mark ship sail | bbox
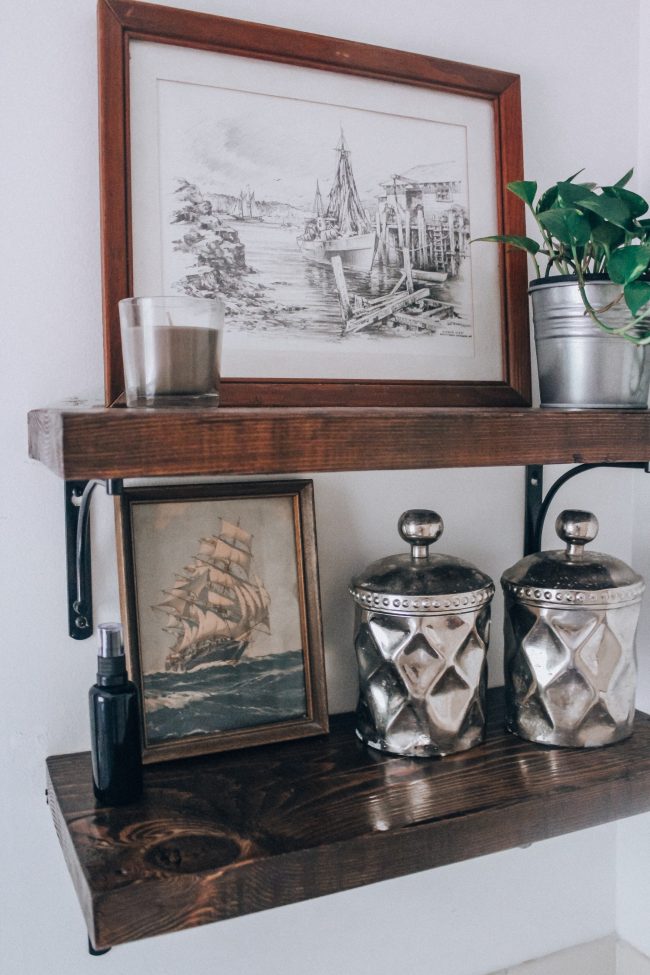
[155,591,190,616]
[297,128,377,272]
[205,589,236,611]
[325,129,371,235]
[246,187,256,219]
[313,180,324,217]
[198,535,252,574]
[158,516,271,673]
[193,606,233,643]
[175,619,196,654]
[207,565,238,590]
[219,520,253,548]
[235,187,260,220]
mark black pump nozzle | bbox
[97,622,126,683]
[98,622,123,657]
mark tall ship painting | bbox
[153,519,271,673]
[297,129,377,272]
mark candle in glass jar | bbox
[121,325,221,404]
[119,297,225,408]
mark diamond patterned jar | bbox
[502,510,645,748]
[349,510,495,757]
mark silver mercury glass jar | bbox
[502,510,645,748]
[349,510,495,758]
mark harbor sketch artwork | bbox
[159,82,475,363]
[129,494,308,748]
[118,31,520,402]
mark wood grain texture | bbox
[97,0,130,406]
[218,379,531,409]
[28,405,650,479]
[27,407,63,477]
[104,0,519,95]
[97,0,530,408]
[47,689,650,950]
[496,76,529,400]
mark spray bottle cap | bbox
[98,622,124,658]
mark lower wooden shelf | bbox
[47,688,650,951]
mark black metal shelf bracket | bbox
[65,478,123,640]
[524,462,650,556]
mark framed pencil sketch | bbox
[115,480,328,762]
[99,0,531,407]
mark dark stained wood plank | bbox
[47,690,650,950]
[28,405,650,479]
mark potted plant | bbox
[475,169,650,408]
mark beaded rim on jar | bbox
[349,582,495,616]
[501,578,645,610]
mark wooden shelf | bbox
[29,405,650,478]
[47,689,650,950]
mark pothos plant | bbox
[476,169,650,345]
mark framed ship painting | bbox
[115,480,328,762]
[98,0,531,407]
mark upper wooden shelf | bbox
[28,405,650,479]
[47,689,650,951]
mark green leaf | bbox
[471,234,540,254]
[603,186,649,219]
[507,181,537,208]
[538,208,591,247]
[536,184,559,213]
[624,280,650,316]
[576,194,632,229]
[607,244,650,285]
[591,221,625,253]
[564,168,586,183]
[614,168,634,188]
[556,181,594,206]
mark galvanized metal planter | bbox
[502,510,645,748]
[350,510,495,758]
[529,278,650,409]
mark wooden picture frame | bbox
[98,0,530,408]
[115,479,328,762]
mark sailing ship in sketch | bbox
[233,186,262,221]
[153,519,271,673]
[297,130,377,272]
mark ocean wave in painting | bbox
[143,650,307,742]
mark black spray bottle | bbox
[89,622,143,805]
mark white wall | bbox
[618,473,650,954]
[3,1,647,972]
[616,0,650,956]
[630,0,650,717]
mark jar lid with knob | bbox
[350,508,495,615]
[502,509,644,609]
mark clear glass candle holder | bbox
[118,296,225,408]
